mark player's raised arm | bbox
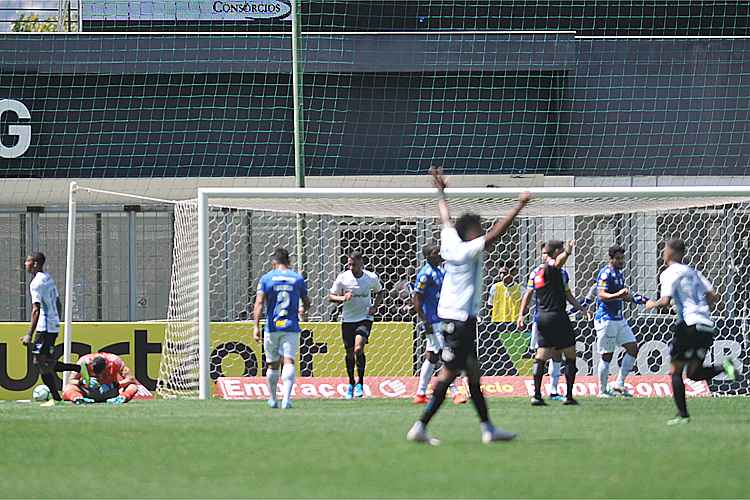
[483,192,530,249]
[430,166,452,226]
[552,240,574,268]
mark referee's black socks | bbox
[532,359,545,399]
[419,378,451,425]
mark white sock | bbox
[417,359,435,395]
[281,363,296,404]
[549,361,561,395]
[267,368,280,402]
[598,359,610,392]
[618,353,636,385]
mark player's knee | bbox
[427,351,439,364]
[562,359,578,375]
[354,343,364,354]
[601,352,614,362]
[345,348,355,358]
[268,361,281,370]
[626,344,639,356]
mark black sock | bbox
[41,372,62,401]
[564,359,576,399]
[468,382,489,423]
[688,365,722,381]
[54,361,80,373]
[345,354,355,386]
[420,378,451,425]
[356,352,366,385]
[671,372,689,418]
[532,359,545,399]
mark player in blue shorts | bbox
[253,247,311,409]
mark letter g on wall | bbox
[0,99,31,159]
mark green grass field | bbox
[1,397,748,499]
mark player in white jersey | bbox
[646,239,738,425]
[407,167,528,445]
[329,251,384,399]
[19,252,81,405]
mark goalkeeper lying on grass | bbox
[63,352,138,405]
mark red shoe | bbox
[452,392,468,405]
[413,394,428,404]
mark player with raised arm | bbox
[19,252,81,406]
[594,245,649,398]
[329,251,384,399]
[645,239,737,425]
[530,240,580,406]
[412,242,467,405]
[253,247,310,409]
[518,244,587,400]
[407,168,528,445]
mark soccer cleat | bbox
[406,422,440,446]
[481,426,517,444]
[530,397,546,406]
[667,416,690,426]
[723,359,737,381]
[413,394,428,404]
[353,383,364,398]
[549,393,565,401]
[281,400,293,409]
[609,383,633,398]
[597,390,616,399]
[562,397,579,406]
[267,399,279,409]
[344,384,354,400]
[452,392,468,405]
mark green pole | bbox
[291,0,307,275]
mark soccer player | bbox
[594,244,649,398]
[329,251,384,399]
[412,242,466,405]
[19,252,80,406]
[253,247,310,409]
[530,240,580,406]
[407,168,528,445]
[63,352,138,404]
[645,239,737,425]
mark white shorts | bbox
[529,322,539,350]
[425,322,446,353]
[264,331,300,363]
[595,319,636,353]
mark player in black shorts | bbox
[530,240,579,406]
[646,238,738,424]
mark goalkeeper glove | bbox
[73,397,95,405]
[106,395,126,405]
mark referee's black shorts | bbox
[341,320,373,349]
[670,321,714,362]
[440,317,478,372]
[31,331,57,357]
[536,313,576,349]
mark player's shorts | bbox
[341,320,373,349]
[594,319,636,353]
[31,331,57,357]
[536,313,576,349]
[264,331,300,363]
[425,322,446,353]
[440,317,478,372]
[529,321,539,350]
[670,321,715,362]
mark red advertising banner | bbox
[216,375,710,400]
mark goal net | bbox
[157,187,750,399]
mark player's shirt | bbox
[258,269,308,333]
[595,265,626,321]
[527,265,570,322]
[413,262,444,324]
[532,260,568,316]
[29,271,60,333]
[437,226,485,322]
[330,269,382,323]
[78,352,126,387]
[487,282,523,322]
[659,263,714,327]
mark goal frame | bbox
[194,184,750,399]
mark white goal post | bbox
[187,185,750,400]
